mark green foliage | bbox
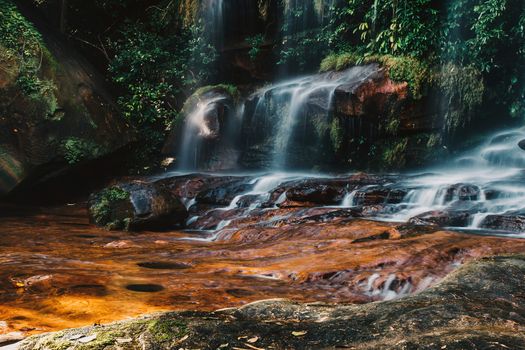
[330,117,344,152]
[382,138,408,169]
[90,186,130,228]
[0,0,58,117]
[0,0,43,52]
[320,52,430,99]
[109,28,185,127]
[109,17,217,128]
[246,34,265,61]
[438,63,485,132]
[62,137,104,164]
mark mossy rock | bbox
[88,181,188,231]
[0,1,135,196]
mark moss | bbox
[193,84,240,101]
[0,0,59,117]
[438,63,484,132]
[382,138,408,169]
[147,318,187,342]
[319,53,339,72]
[61,137,105,164]
[330,117,344,152]
[90,187,131,229]
[320,52,431,99]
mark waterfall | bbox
[202,0,225,49]
[247,65,379,169]
[177,96,225,170]
[382,127,525,229]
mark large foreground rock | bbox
[18,255,525,349]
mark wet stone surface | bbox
[4,172,525,342]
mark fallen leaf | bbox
[176,334,189,344]
[78,334,97,343]
[291,331,307,337]
[68,334,84,340]
[219,344,229,348]
[116,338,132,343]
[247,336,259,343]
[244,343,265,350]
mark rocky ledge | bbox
[18,255,525,350]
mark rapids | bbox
[168,127,525,237]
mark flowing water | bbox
[177,96,225,170]
[202,0,225,49]
[378,127,525,230]
[177,64,380,171]
[249,65,378,168]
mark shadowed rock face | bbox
[18,255,525,350]
[0,5,134,196]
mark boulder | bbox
[0,3,134,196]
[285,181,346,205]
[88,181,188,231]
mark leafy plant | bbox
[62,137,105,164]
[246,34,265,61]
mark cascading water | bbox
[202,0,225,49]
[246,65,379,169]
[377,127,525,230]
[176,126,525,239]
[177,96,225,170]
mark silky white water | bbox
[379,127,525,229]
[177,96,225,170]
[250,65,379,168]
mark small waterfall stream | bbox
[202,0,225,49]
[177,96,225,170]
[380,127,525,229]
[246,65,379,169]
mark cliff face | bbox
[0,2,135,196]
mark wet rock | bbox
[409,210,471,227]
[196,179,253,206]
[285,182,346,205]
[19,255,525,350]
[0,5,134,197]
[444,184,480,202]
[88,181,188,231]
[354,187,407,206]
[236,194,261,208]
[481,215,525,233]
[519,139,525,151]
